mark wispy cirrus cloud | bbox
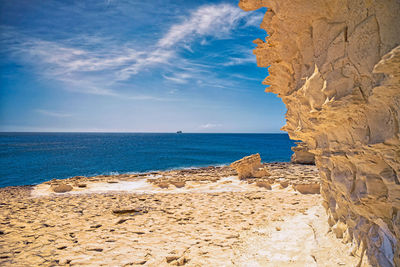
[220,46,257,66]
[222,54,256,66]
[1,3,262,99]
[115,48,175,81]
[118,3,260,81]
[35,109,72,118]
[244,13,264,27]
[158,4,250,48]
[162,72,192,84]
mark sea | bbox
[0,133,296,187]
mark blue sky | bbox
[0,0,285,133]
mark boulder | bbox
[254,166,271,177]
[230,154,270,179]
[279,181,289,188]
[171,181,185,188]
[51,184,73,193]
[294,183,320,194]
[255,181,272,190]
[157,182,170,189]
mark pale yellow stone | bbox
[230,154,270,179]
[239,0,400,265]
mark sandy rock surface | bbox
[0,163,365,266]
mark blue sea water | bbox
[0,133,296,187]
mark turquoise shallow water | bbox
[0,133,296,187]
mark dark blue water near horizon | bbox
[0,133,296,187]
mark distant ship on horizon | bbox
[176,131,183,134]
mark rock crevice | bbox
[239,0,400,266]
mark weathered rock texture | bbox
[230,153,270,179]
[291,142,315,164]
[51,184,73,193]
[239,0,400,266]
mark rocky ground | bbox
[0,163,364,266]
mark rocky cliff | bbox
[291,142,315,164]
[239,0,400,266]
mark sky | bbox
[0,0,285,133]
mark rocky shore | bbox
[0,159,366,266]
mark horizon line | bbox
[0,131,287,134]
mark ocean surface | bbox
[0,133,296,187]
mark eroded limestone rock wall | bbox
[291,142,315,165]
[239,0,400,266]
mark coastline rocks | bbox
[51,184,72,193]
[230,154,270,179]
[146,166,237,189]
[290,142,315,165]
[30,163,320,197]
[255,180,272,190]
[157,182,170,189]
[1,163,335,266]
[171,181,185,188]
[112,207,146,215]
[293,183,320,194]
[279,181,289,189]
[254,166,270,178]
[239,0,400,265]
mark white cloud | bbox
[200,123,222,129]
[123,3,256,81]
[2,3,260,98]
[162,72,192,84]
[182,43,194,53]
[12,38,144,75]
[222,54,256,66]
[222,47,257,66]
[36,109,72,118]
[116,48,175,80]
[230,73,261,81]
[158,4,248,48]
[244,13,264,27]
